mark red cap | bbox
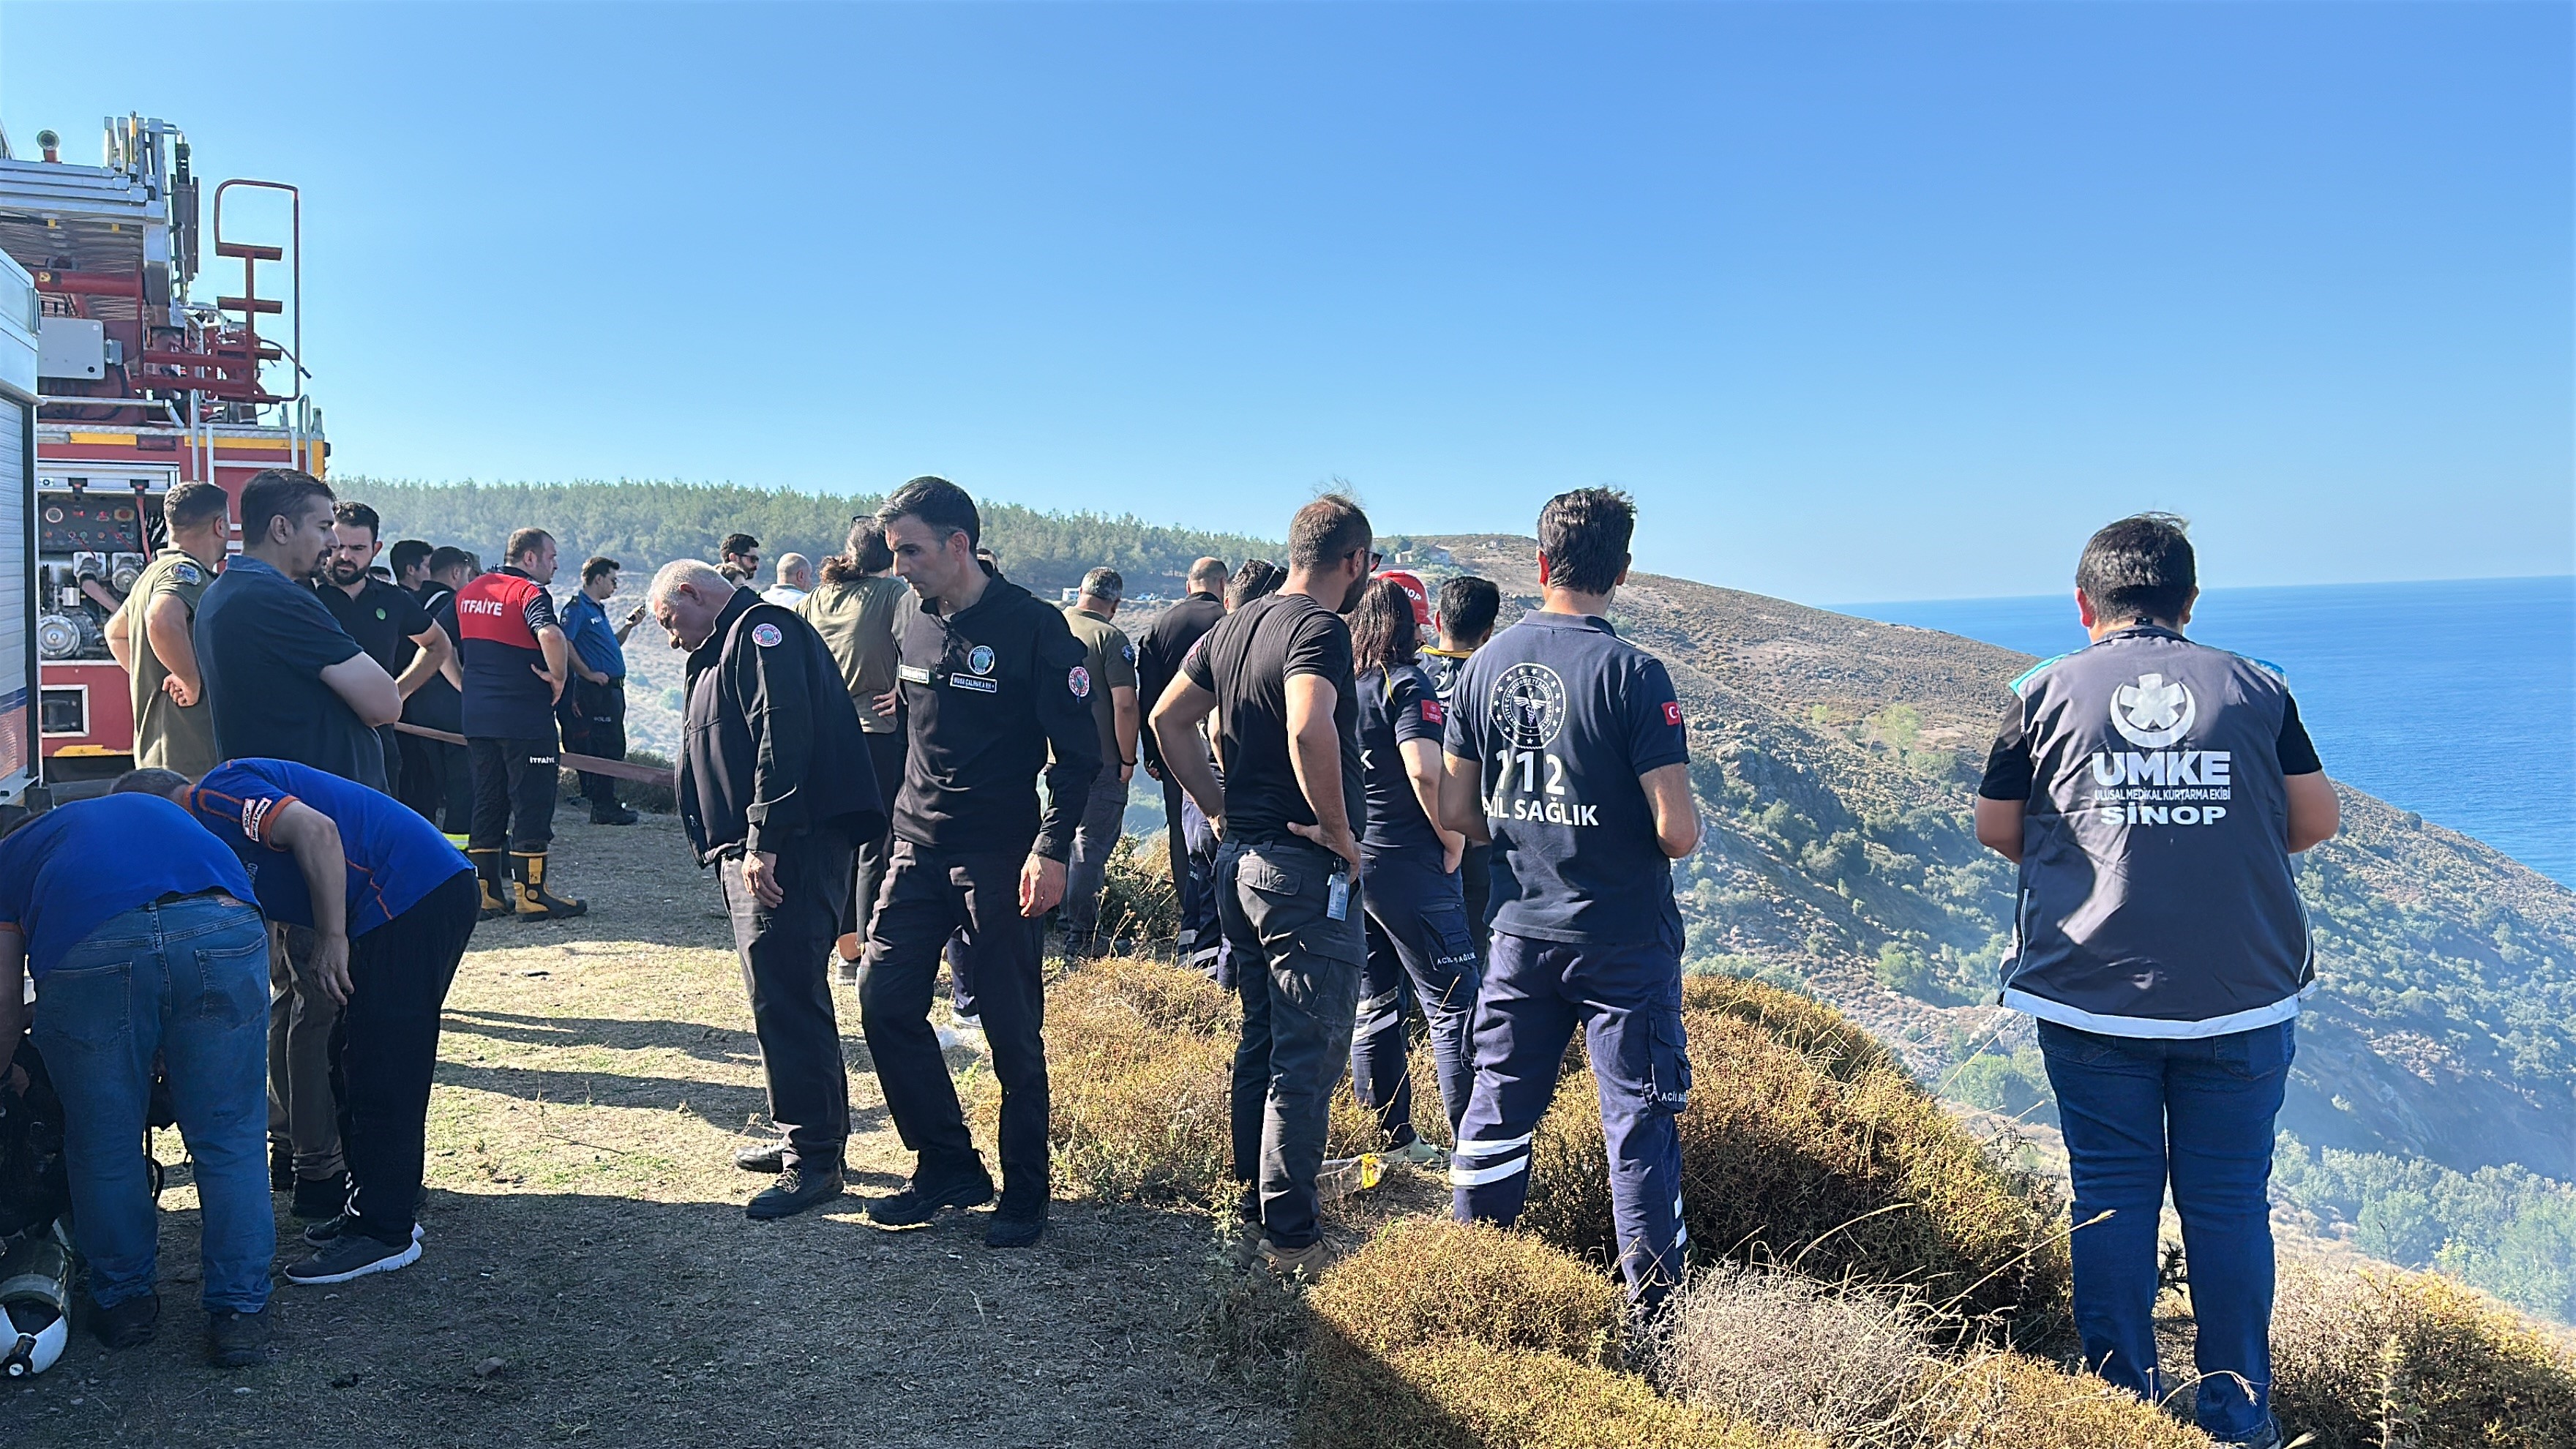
[1374,569,1433,629]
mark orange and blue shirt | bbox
[0,795,253,979]
[184,759,472,936]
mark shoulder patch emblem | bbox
[171,561,203,585]
[1068,664,1091,699]
[1120,639,1135,664]
[968,644,996,675]
[750,622,784,648]
[1663,700,1684,728]
[1420,698,1445,725]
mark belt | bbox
[152,888,247,909]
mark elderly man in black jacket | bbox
[860,476,1101,1249]
[651,559,885,1220]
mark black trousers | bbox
[398,732,473,833]
[468,735,559,852]
[1459,841,1495,962]
[843,729,908,942]
[560,678,628,807]
[334,869,477,1246]
[719,833,853,1169]
[1160,774,1198,943]
[859,840,1049,1212]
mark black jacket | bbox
[893,577,1101,861]
[1134,590,1225,771]
[679,588,885,864]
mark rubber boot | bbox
[510,851,587,920]
[469,849,512,921]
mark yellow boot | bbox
[468,849,512,921]
[510,851,587,920]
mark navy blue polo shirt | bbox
[196,555,385,790]
[1358,662,1448,857]
[1442,610,1690,946]
[561,591,626,681]
[0,795,254,980]
[184,758,472,936]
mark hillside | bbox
[1412,536,2576,1197]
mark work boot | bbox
[270,1140,293,1192]
[510,852,587,920]
[747,1166,846,1221]
[205,1306,271,1368]
[468,849,512,921]
[865,1162,995,1228]
[986,1204,1047,1249]
[590,802,639,826]
[1259,1238,1330,1279]
[735,1141,786,1175]
[91,1292,157,1349]
[291,1172,348,1221]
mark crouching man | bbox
[0,793,273,1366]
[120,760,478,1286]
[1974,514,2337,1449]
[650,561,884,1221]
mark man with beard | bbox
[315,502,454,797]
[1150,495,1375,1278]
[858,476,1098,1248]
[456,529,583,920]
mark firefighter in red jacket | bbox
[455,528,585,918]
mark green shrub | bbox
[2269,1263,2576,1449]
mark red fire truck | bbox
[0,115,323,777]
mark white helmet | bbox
[0,1220,71,1379]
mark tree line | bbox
[342,478,1281,599]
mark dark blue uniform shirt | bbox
[184,758,472,937]
[1442,610,1689,946]
[561,592,627,681]
[1357,662,1447,857]
[0,795,254,980]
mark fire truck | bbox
[0,115,323,778]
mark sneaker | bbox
[91,1292,157,1349]
[205,1306,271,1368]
[285,1230,423,1285]
[302,1216,426,1248]
[986,1208,1046,1249]
[865,1167,996,1228]
[746,1166,846,1221]
[590,804,639,826]
[2215,1418,2284,1449]
[735,1141,787,1175]
[291,1172,348,1221]
[1259,1238,1330,1279]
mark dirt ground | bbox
[4,811,1297,1448]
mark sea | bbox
[1839,577,2576,890]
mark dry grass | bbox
[1307,1217,1624,1366]
[1911,1350,2211,1449]
[1517,982,2072,1342]
[2269,1262,2576,1448]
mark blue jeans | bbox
[33,895,274,1315]
[2037,1017,2294,1442]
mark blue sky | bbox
[6,1,2568,602]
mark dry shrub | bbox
[1094,835,1181,948]
[1299,1336,1795,1449]
[1650,1262,1931,1442]
[1519,1008,2071,1341]
[1912,1350,2209,1449]
[2269,1262,2576,1449]
[1680,973,1893,1081]
[1311,1217,1623,1365]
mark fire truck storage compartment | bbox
[34,471,168,663]
[0,258,41,804]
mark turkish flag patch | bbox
[1663,701,1685,727]
[1420,699,1445,725]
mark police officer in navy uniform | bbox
[1974,514,2338,1449]
[1437,488,1701,1310]
[857,477,1099,1248]
[650,561,886,1220]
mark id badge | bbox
[1326,869,1351,922]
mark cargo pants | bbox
[1349,847,1480,1147]
[1217,836,1363,1251]
[1450,930,1692,1306]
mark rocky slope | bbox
[1419,536,2576,1183]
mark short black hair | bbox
[2076,513,2196,624]
[720,533,760,558]
[1349,576,1421,673]
[582,555,621,585]
[506,528,553,563]
[1227,558,1284,609]
[1437,575,1501,645]
[111,766,191,796]
[1536,487,1634,596]
[1287,494,1371,572]
[388,539,433,577]
[877,475,981,550]
[162,480,228,533]
[239,469,334,545]
[332,499,381,541]
[427,545,476,577]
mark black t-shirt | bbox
[195,555,385,790]
[1441,610,1690,946]
[317,577,431,675]
[1182,591,1363,845]
[402,584,464,734]
[1357,662,1446,856]
[1980,686,2321,800]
